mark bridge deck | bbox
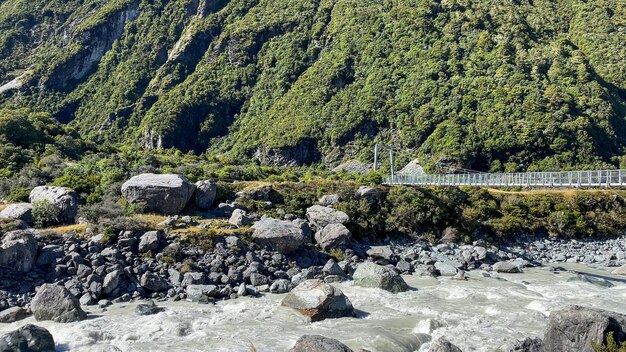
[384,169,626,188]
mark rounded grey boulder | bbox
[121,174,195,215]
[0,230,38,273]
[289,335,353,352]
[306,205,349,231]
[353,261,409,293]
[493,261,523,273]
[0,203,33,225]
[30,284,87,323]
[0,324,55,352]
[252,218,306,254]
[194,179,217,210]
[315,223,351,251]
[29,186,78,224]
[281,279,354,322]
[429,337,462,352]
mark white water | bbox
[3,264,626,352]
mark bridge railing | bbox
[383,169,626,188]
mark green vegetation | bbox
[0,0,624,171]
[31,199,61,227]
[594,332,626,352]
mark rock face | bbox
[229,209,253,227]
[30,284,87,323]
[140,272,169,292]
[0,230,38,273]
[29,186,79,224]
[315,223,351,251]
[0,203,33,224]
[0,324,55,352]
[543,305,626,352]
[352,262,408,293]
[194,179,217,210]
[121,174,196,215]
[429,337,462,352]
[306,205,349,230]
[289,335,353,352]
[252,218,306,254]
[138,231,162,253]
[281,279,354,322]
[0,307,31,323]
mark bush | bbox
[32,199,61,227]
[79,199,127,223]
[594,331,626,352]
[6,187,31,202]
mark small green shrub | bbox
[593,331,626,352]
[31,200,61,227]
[6,187,31,202]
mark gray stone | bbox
[250,273,269,286]
[29,186,79,223]
[121,173,196,215]
[611,264,626,275]
[35,245,64,267]
[322,259,345,277]
[102,270,122,295]
[353,262,408,293]
[543,305,626,352]
[357,186,380,201]
[503,337,544,352]
[140,272,169,292]
[434,261,458,277]
[319,194,340,206]
[366,246,395,261]
[493,261,523,273]
[138,231,162,253]
[306,205,349,230]
[0,324,55,352]
[0,306,30,323]
[289,335,353,352]
[252,218,306,254]
[270,279,292,294]
[567,274,614,288]
[429,337,462,352]
[396,260,413,273]
[194,179,217,210]
[229,209,252,227]
[281,279,354,322]
[79,293,96,306]
[182,272,206,286]
[31,283,87,323]
[225,236,242,248]
[315,223,352,251]
[135,300,165,316]
[0,203,33,224]
[185,285,218,301]
[0,230,37,273]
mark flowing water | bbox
[3,264,626,352]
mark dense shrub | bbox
[32,200,61,227]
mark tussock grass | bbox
[40,224,87,236]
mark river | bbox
[2,263,625,352]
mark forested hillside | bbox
[0,0,625,172]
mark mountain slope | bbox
[0,0,625,171]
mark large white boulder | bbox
[281,279,354,322]
[0,230,38,273]
[0,203,33,224]
[30,284,87,323]
[353,261,408,293]
[252,218,307,254]
[29,186,78,224]
[306,205,349,231]
[121,174,195,215]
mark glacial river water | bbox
[2,264,626,352]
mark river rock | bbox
[0,230,38,273]
[567,274,614,288]
[121,174,195,215]
[306,205,349,230]
[611,264,626,275]
[0,203,33,224]
[270,279,292,294]
[102,270,122,295]
[315,223,352,251]
[229,209,252,227]
[0,307,31,323]
[543,305,626,352]
[503,337,544,352]
[353,262,408,293]
[138,231,162,253]
[0,324,55,352]
[252,218,306,254]
[35,245,63,267]
[29,186,78,224]
[289,335,353,352]
[434,261,458,277]
[429,337,462,352]
[319,194,340,206]
[185,284,218,301]
[31,284,87,323]
[281,279,354,322]
[194,179,217,210]
[140,272,169,292]
[135,300,165,316]
[366,246,395,262]
[493,261,523,273]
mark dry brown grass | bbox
[0,203,7,212]
[40,224,87,236]
[131,214,168,227]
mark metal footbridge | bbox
[384,169,626,188]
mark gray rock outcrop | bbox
[194,179,217,210]
[306,205,349,230]
[121,174,195,215]
[353,262,408,293]
[0,307,31,323]
[289,335,353,352]
[428,337,462,352]
[30,284,87,323]
[503,337,544,352]
[252,218,306,254]
[281,279,354,322]
[0,324,55,352]
[29,186,79,224]
[0,230,38,273]
[543,305,626,352]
